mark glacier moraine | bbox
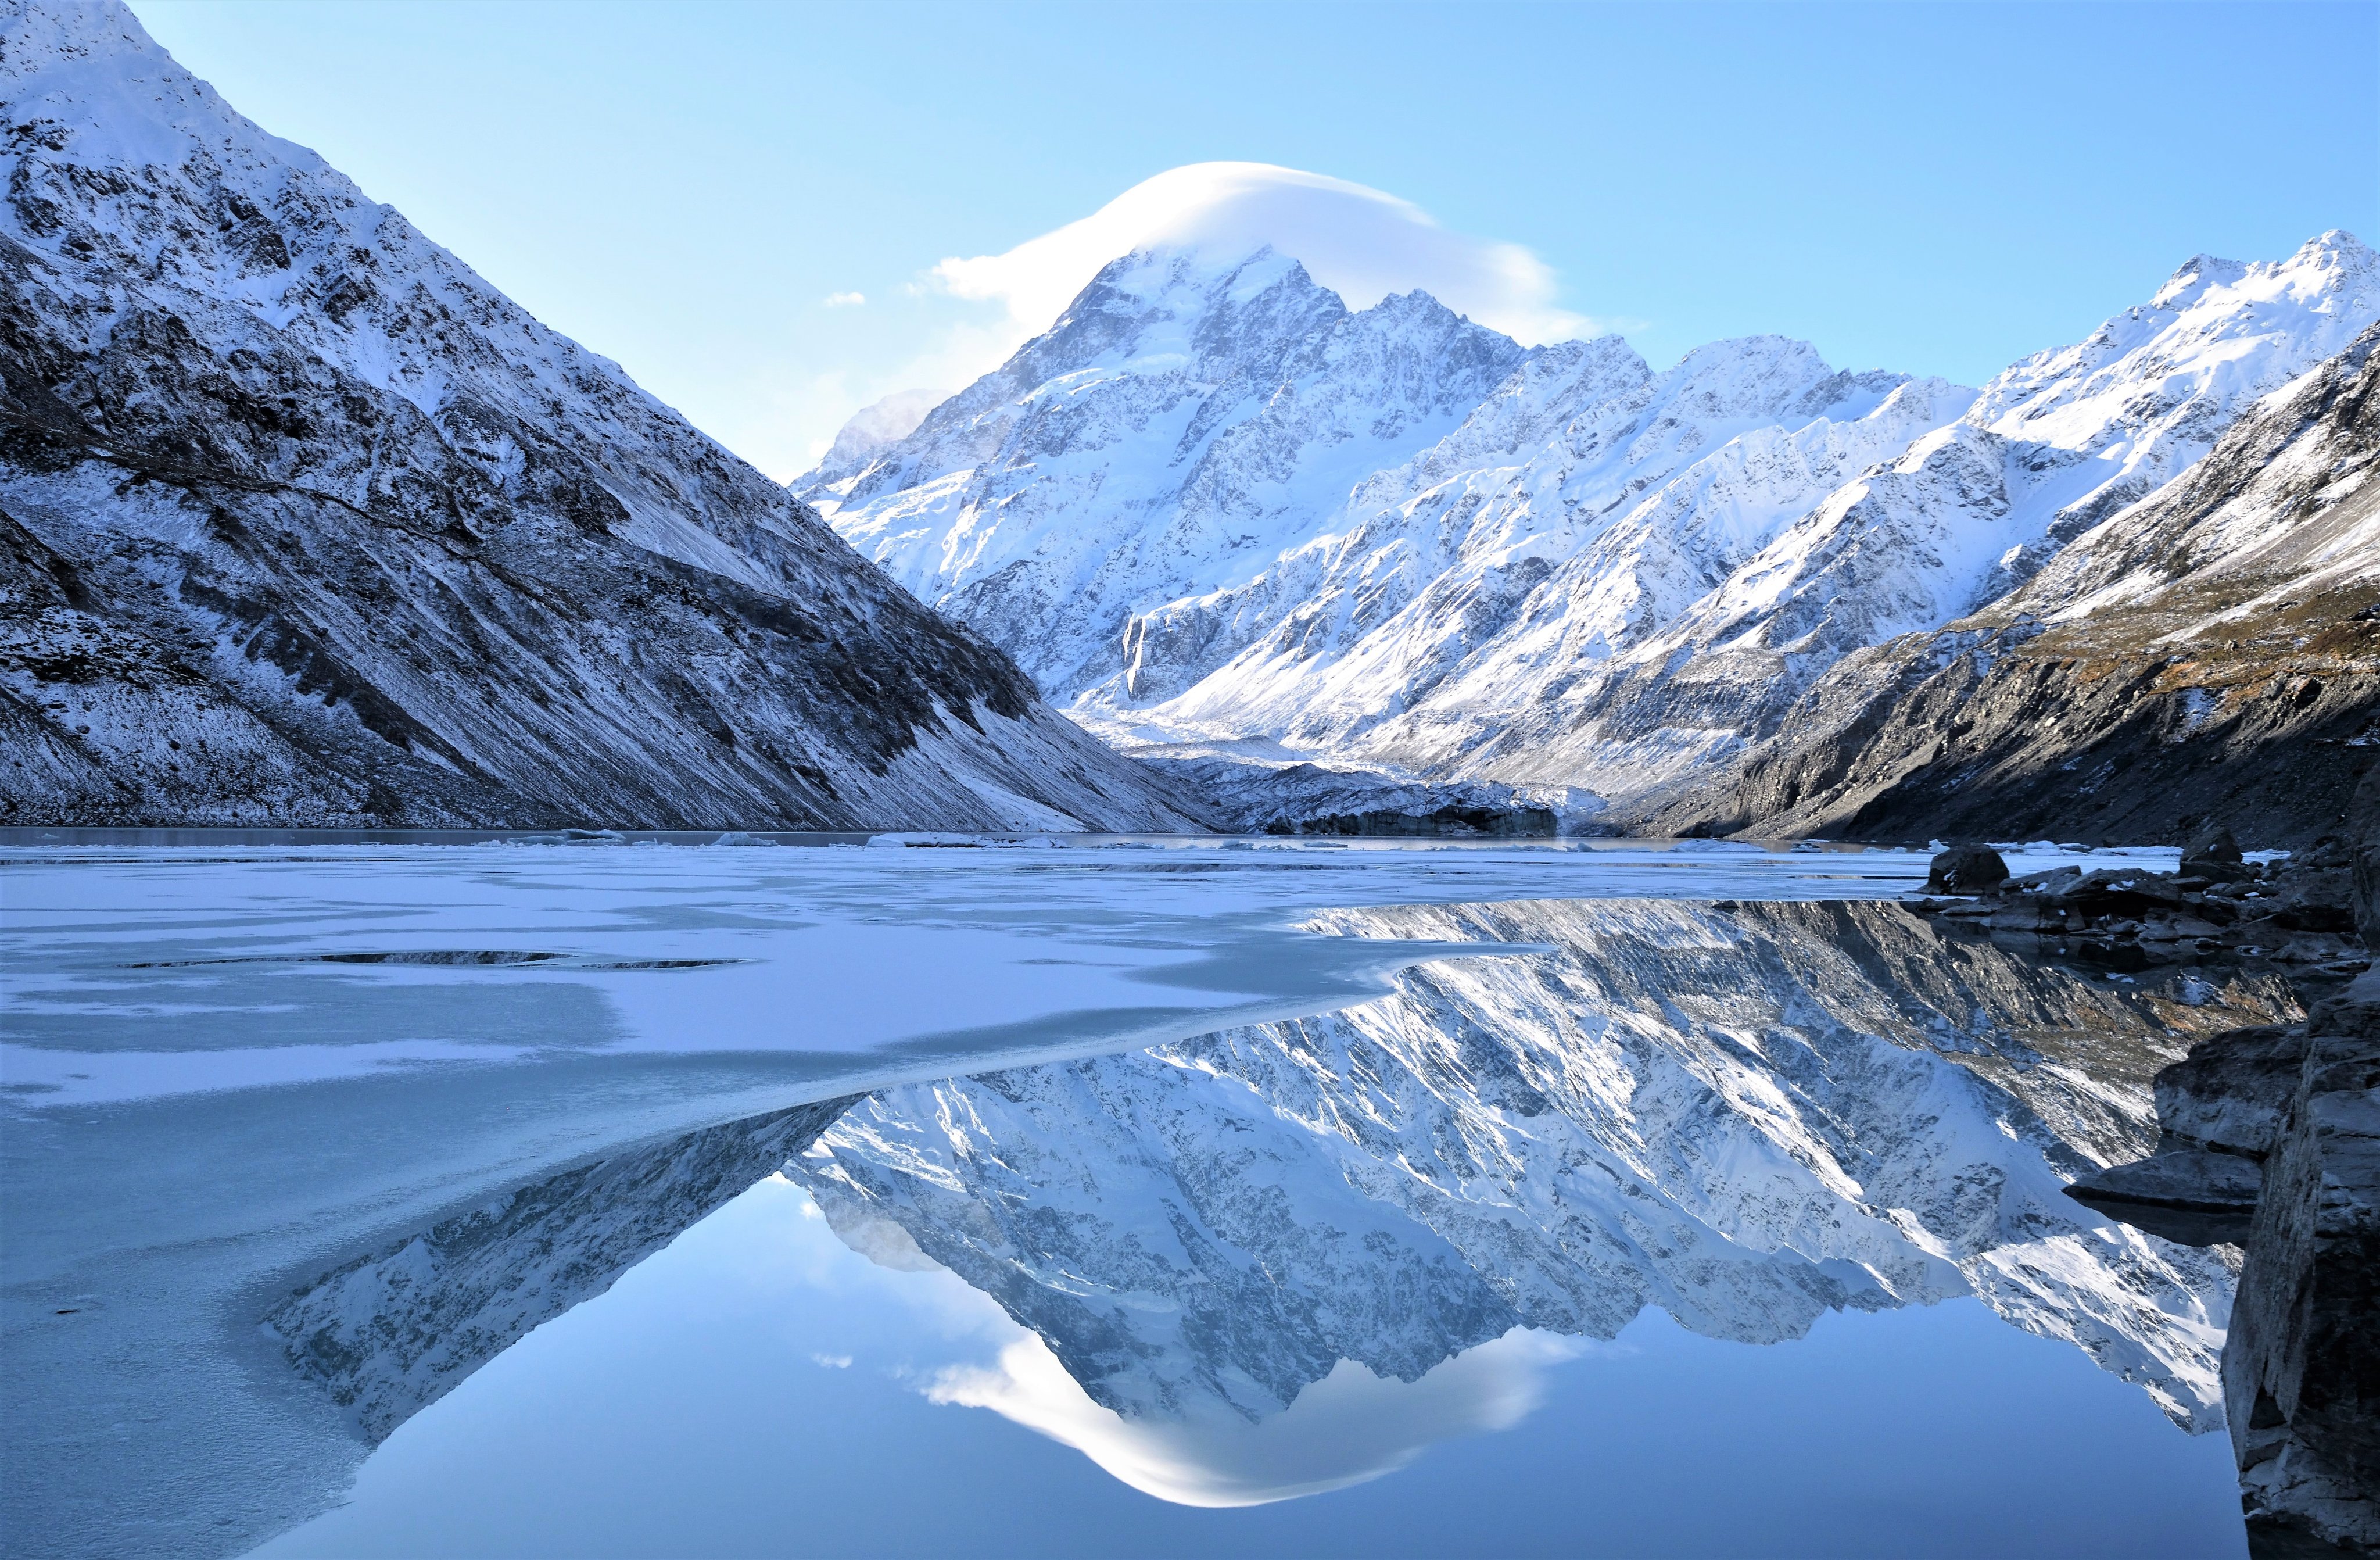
[1,834,2264,1558]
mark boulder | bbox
[1926,844,2009,894]
[2156,1025,2311,1158]
[2189,822,2246,865]
[2064,1148,2264,1246]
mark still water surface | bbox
[0,836,2266,1558]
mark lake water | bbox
[0,835,2275,1558]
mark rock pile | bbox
[1908,838,2370,976]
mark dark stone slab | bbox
[2065,1149,2264,1246]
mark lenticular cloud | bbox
[932,162,1590,353]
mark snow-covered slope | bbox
[0,0,1207,830]
[797,898,2269,1450]
[1163,233,2380,802]
[1669,317,2380,846]
[1119,348,1966,744]
[804,247,1528,697]
[1417,232,2380,801]
[821,226,2375,824]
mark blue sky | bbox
[134,1,2378,479]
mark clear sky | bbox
[131,0,2379,480]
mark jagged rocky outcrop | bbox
[2067,785,2379,1555]
[794,897,2293,1436]
[1665,318,2380,849]
[0,1,1211,831]
[2070,976,2380,1556]
[265,1095,857,1443]
[1907,843,2373,977]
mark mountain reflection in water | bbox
[270,895,2286,1523]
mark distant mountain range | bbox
[807,234,2379,845]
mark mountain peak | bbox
[2290,227,2375,274]
[2150,253,2252,310]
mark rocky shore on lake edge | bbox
[1917,799,2379,1555]
[1908,826,2372,980]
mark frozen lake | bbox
[0,834,2265,1558]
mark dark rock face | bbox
[2353,766,2380,945]
[1925,844,2009,893]
[2225,1003,2380,1557]
[2157,1025,2314,1159]
[2065,1148,2263,1246]
[2070,973,2380,1555]
[0,3,1211,832]
[1657,320,2380,852]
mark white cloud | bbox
[927,162,1599,377]
[925,1328,1583,1507]
[774,164,1624,483]
[822,291,867,308]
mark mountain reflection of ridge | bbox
[788,899,2280,1503]
[273,899,2289,1507]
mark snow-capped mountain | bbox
[1119,344,1967,741]
[0,0,1206,831]
[817,227,2376,831]
[796,898,2267,1447]
[1675,316,2380,846]
[805,247,1528,697]
[1404,233,2380,802]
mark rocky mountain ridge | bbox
[1659,317,2380,849]
[816,231,2379,845]
[0,0,1209,831]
